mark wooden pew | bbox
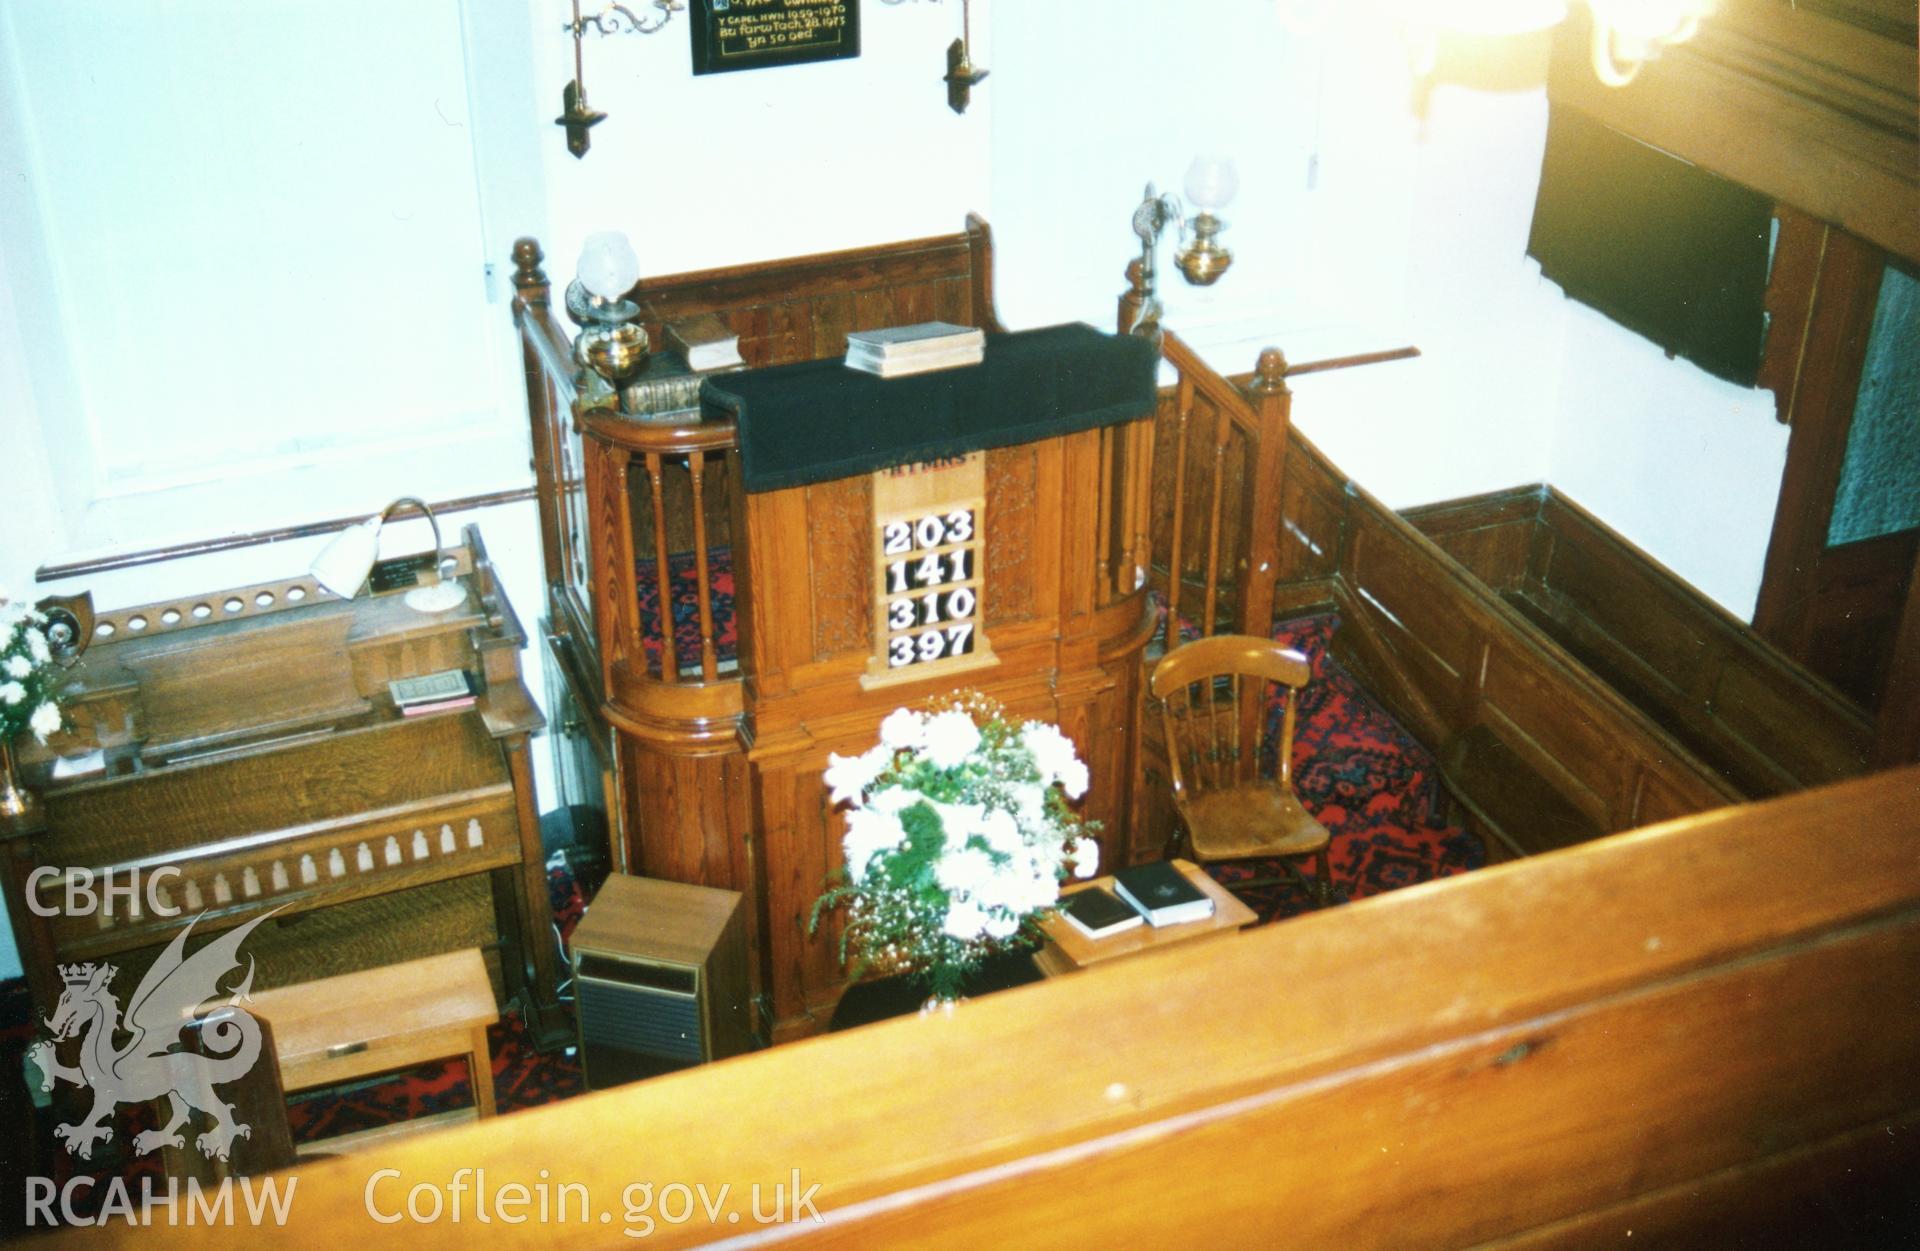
[1405,485,1874,798]
[70,765,1920,1248]
[1142,340,1741,861]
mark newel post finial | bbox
[512,238,549,307]
[1252,347,1290,396]
[1119,258,1161,344]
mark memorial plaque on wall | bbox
[691,0,858,76]
[863,454,997,690]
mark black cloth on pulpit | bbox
[701,322,1159,493]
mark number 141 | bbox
[887,549,971,593]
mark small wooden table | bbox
[1033,859,1258,977]
[248,949,499,1128]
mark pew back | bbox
[83,766,1920,1249]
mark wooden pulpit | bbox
[514,220,1162,1040]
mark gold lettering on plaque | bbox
[714,0,850,58]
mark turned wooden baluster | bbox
[1097,426,1115,593]
[1201,396,1231,639]
[609,449,641,686]
[643,453,677,681]
[1238,349,1292,639]
[689,450,718,682]
[1165,375,1194,641]
[1128,417,1157,602]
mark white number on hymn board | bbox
[881,509,974,557]
[883,507,979,669]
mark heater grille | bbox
[576,958,704,1063]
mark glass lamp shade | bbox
[1183,157,1240,213]
[577,231,641,301]
[1587,0,1708,85]
[309,517,382,600]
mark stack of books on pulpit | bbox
[664,313,744,372]
[844,321,986,378]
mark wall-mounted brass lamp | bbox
[1128,156,1241,334]
[884,0,987,114]
[557,0,685,158]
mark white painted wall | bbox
[527,0,991,294]
[1544,300,1788,617]
[989,5,1564,505]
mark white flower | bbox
[1014,869,1060,913]
[824,743,894,805]
[1069,838,1100,879]
[1059,758,1090,800]
[980,808,1022,857]
[870,786,920,815]
[929,800,985,847]
[24,628,49,665]
[984,912,1018,940]
[942,899,991,941]
[843,808,906,878]
[921,710,981,770]
[1021,721,1083,788]
[879,708,927,751]
[29,700,60,744]
[934,846,995,895]
[0,681,23,707]
[1014,783,1049,829]
[3,655,28,679]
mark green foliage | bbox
[812,696,1102,1004]
[0,608,63,744]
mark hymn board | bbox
[865,453,995,688]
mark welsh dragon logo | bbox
[28,911,273,1162]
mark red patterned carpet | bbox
[0,611,1480,1228]
[1208,614,1485,920]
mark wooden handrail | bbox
[514,302,580,412]
[1161,330,1264,437]
[579,408,741,456]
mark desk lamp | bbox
[309,497,467,613]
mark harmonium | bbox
[2,524,566,1048]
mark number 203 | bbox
[882,508,975,556]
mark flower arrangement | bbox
[811,693,1099,1004]
[0,596,62,746]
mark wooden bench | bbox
[249,948,500,1143]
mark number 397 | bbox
[888,623,975,668]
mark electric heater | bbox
[570,875,753,1089]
